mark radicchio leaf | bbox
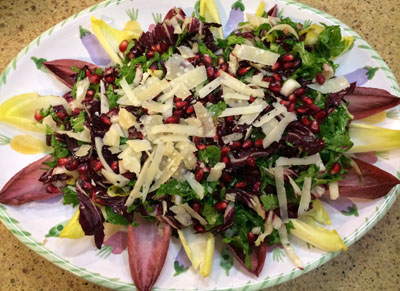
[339,158,400,199]
[345,87,400,120]
[128,216,171,291]
[326,82,356,109]
[77,185,105,249]
[0,156,60,205]
[226,242,267,276]
[43,59,98,89]
[282,121,324,156]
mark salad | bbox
[1,0,400,290]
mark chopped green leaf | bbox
[70,111,86,132]
[156,179,198,201]
[105,206,130,225]
[260,194,279,211]
[62,187,79,207]
[207,101,227,117]
[198,145,221,167]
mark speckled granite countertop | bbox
[0,0,399,290]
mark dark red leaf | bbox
[0,156,61,205]
[226,243,267,276]
[43,59,98,88]
[128,216,171,291]
[339,158,400,199]
[345,87,400,120]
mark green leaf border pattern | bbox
[0,0,399,290]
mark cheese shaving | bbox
[184,172,205,199]
[219,70,264,97]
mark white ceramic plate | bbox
[0,0,399,290]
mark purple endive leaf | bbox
[0,155,61,205]
[226,242,267,276]
[338,158,400,199]
[267,5,278,17]
[79,26,111,66]
[43,59,98,89]
[128,216,171,291]
[345,87,400,120]
[103,231,128,254]
[224,7,244,38]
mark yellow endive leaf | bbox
[10,134,50,155]
[304,199,331,225]
[341,36,354,55]
[358,111,386,124]
[178,227,215,277]
[290,218,347,252]
[60,209,85,239]
[255,1,266,17]
[91,16,142,65]
[299,24,324,46]
[200,0,223,39]
[349,122,400,153]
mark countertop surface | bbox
[0,0,399,290]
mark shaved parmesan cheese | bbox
[134,78,170,101]
[263,112,296,148]
[266,24,299,40]
[73,78,90,109]
[275,166,289,222]
[194,102,216,138]
[141,144,165,201]
[182,203,207,225]
[246,13,280,28]
[222,133,243,144]
[165,54,195,80]
[298,177,312,216]
[99,80,110,114]
[280,79,301,97]
[126,153,153,206]
[42,115,58,131]
[261,118,279,134]
[133,66,143,86]
[275,153,326,172]
[219,104,264,117]
[254,210,274,246]
[73,144,91,157]
[150,151,183,192]
[175,141,197,170]
[228,53,239,75]
[238,99,267,125]
[58,127,91,143]
[153,135,190,144]
[307,76,349,94]
[118,147,141,175]
[171,205,193,226]
[207,162,226,182]
[184,172,205,199]
[177,45,195,58]
[170,66,207,91]
[150,124,203,136]
[118,108,136,129]
[126,139,152,152]
[222,92,250,100]
[219,70,264,97]
[253,102,287,127]
[120,78,141,106]
[233,44,280,66]
[103,124,120,147]
[329,181,339,200]
[251,74,270,88]
[198,77,221,99]
[142,100,171,114]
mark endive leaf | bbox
[304,199,331,225]
[59,209,85,239]
[178,227,215,277]
[200,0,223,39]
[349,122,400,153]
[255,1,265,17]
[91,16,142,65]
[226,242,267,276]
[290,218,347,252]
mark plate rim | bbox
[0,0,399,290]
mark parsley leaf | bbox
[198,145,221,167]
[260,194,279,211]
[105,206,130,225]
[70,111,86,132]
[156,179,198,201]
[62,187,79,207]
[207,101,227,117]
[106,85,120,109]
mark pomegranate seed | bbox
[146,50,155,58]
[302,97,314,105]
[293,87,305,96]
[91,160,103,172]
[79,173,88,180]
[119,40,129,52]
[193,136,201,144]
[214,201,228,212]
[65,159,78,171]
[246,157,256,167]
[282,54,294,62]
[253,181,261,192]
[231,141,241,149]
[165,116,179,124]
[273,73,282,82]
[282,62,293,70]
[249,96,256,103]
[301,116,311,126]
[176,101,188,109]
[195,168,204,182]
[174,97,182,103]
[57,157,71,167]
[222,172,232,183]
[78,163,89,173]
[105,75,115,83]
[330,162,341,175]
[100,114,112,125]
[248,232,256,244]
[219,63,228,72]
[82,181,93,190]
[222,156,230,165]
[215,70,220,77]
[46,184,59,194]
[34,109,43,121]
[314,110,327,121]
[194,224,205,233]
[269,83,281,93]
[72,108,82,116]
[310,119,320,133]
[296,106,309,115]
[280,100,290,107]
[111,161,119,173]
[263,76,274,82]
[86,89,95,98]
[237,66,251,76]
[206,66,215,78]
[85,69,91,77]
[316,73,326,85]
[235,181,247,189]
[271,61,280,71]
[160,41,168,52]
[56,110,68,121]
[89,74,101,84]
[197,144,206,150]
[226,116,234,123]
[242,140,253,149]
[255,139,264,148]
[203,55,213,65]
[288,94,297,103]
[151,43,162,53]
[192,202,201,213]
[186,106,194,114]
[287,103,295,113]
[137,133,143,139]
[173,110,182,117]
[221,146,230,155]
[316,138,326,147]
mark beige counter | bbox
[0,0,399,290]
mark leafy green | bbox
[260,194,279,211]
[198,145,221,166]
[198,42,217,60]
[317,24,345,58]
[216,35,245,49]
[106,85,120,109]
[105,206,130,225]
[118,55,146,84]
[156,179,198,201]
[70,111,86,132]
[202,203,219,225]
[62,187,79,207]
[207,101,227,117]
[254,23,272,38]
